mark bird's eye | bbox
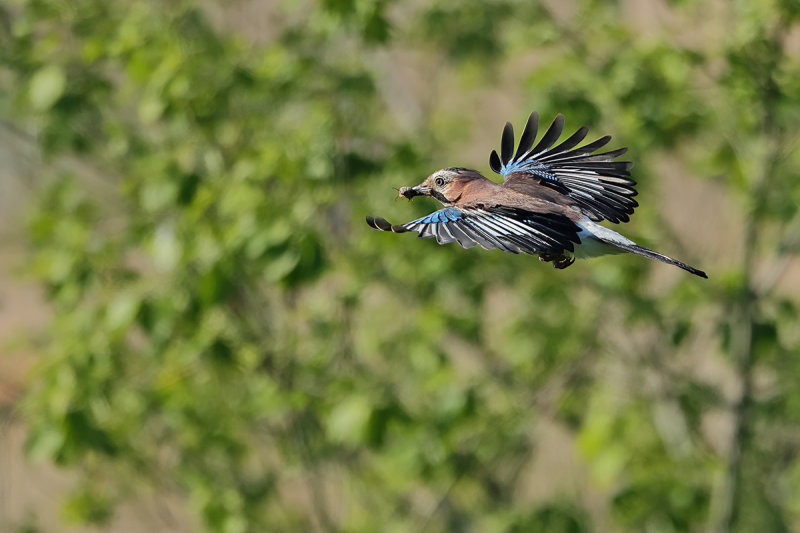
[434,177,445,187]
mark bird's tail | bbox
[605,241,707,278]
[578,218,707,278]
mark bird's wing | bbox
[489,112,638,223]
[366,206,580,255]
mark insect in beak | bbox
[398,185,431,200]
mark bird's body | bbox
[367,112,707,278]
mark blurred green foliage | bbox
[2,0,800,532]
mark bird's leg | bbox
[538,253,575,270]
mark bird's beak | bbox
[398,185,432,199]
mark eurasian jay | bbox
[367,112,707,278]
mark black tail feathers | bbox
[612,242,708,279]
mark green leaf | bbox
[62,486,113,525]
[326,395,371,444]
[29,65,66,111]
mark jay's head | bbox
[399,167,483,205]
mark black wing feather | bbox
[514,112,539,160]
[546,126,588,156]
[500,122,515,166]
[489,150,502,173]
[529,113,564,156]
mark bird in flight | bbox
[366,112,707,278]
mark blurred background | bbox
[1,0,799,531]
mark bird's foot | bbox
[553,256,575,269]
[538,253,575,270]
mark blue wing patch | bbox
[410,207,463,225]
[502,162,558,181]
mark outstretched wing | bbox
[366,206,580,255]
[489,112,638,223]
